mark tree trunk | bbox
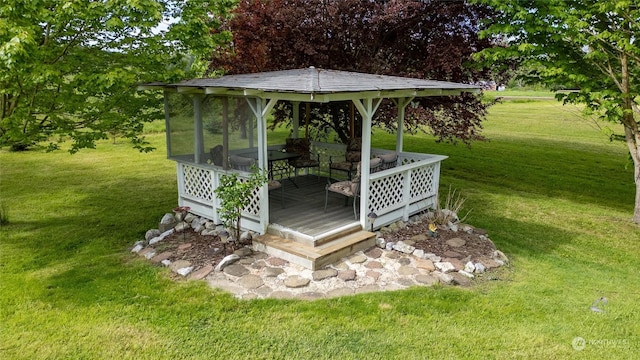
[635,175,640,224]
[620,52,640,224]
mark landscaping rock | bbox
[234,247,253,257]
[446,237,466,248]
[464,261,476,273]
[312,269,338,281]
[177,266,194,277]
[415,274,438,286]
[492,250,509,264]
[366,270,381,280]
[337,270,356,281]
[170,260,192,273]
[151,251,173,263]
[188,265,214,280]
[184,213,196,223]
[284,275,310,288]
[450,272,472,287]
[415,259,435,272]
[458,270,475,279]
[149,229,175,245]
[174,221,190,232]
[131,244,144,253]
[412,249,425,259]
[424,253,441,262]
[238,274,263,289]
[365,261,383,269]
[145,229,161,241]
[159,213,177,232]
[375,237,387,249]
[264,267,285,277]
[365,247,383,259]
[385,242,395,251]
[223,264,249,277]
[435,261,456,273]
[201,229,217,236]
[327,287,355,298]
[433,271,454,284]
[266,257,288,267]
[393,241,415,254]
[215,254,240,271]
[348,254,367,264]
[398,266,419,276]
[443,250,462,258]
[474,262,486,274]
[398,257,411,266]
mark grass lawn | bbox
[1,98,639,359]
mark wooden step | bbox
[253,230,376,270]
[267,222,362,247]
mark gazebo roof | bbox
[142,67,479,102]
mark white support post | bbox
[395,97,414,154]
[352,97,382,230]
[193,94,205,163]
[245,97,278,233]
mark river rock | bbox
[284,275,310,288]
[145,229,161,241]
[435,261,456,273]
[215,254,240,271]
[393,241,415,254]
[312,269,338,281]
[223,264,249,277]
[159,213,177,232]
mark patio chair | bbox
[229,155,285,208]
[210,145,224,166]
[328,137,361,181]
[377,151,398,170]
[285,138,320,179]
[324,158,382,219]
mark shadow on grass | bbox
[408,136,634,213]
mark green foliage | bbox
[214,166,267,241]
[0,0,236,153]
[475,0,640,223]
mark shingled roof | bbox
[141,67,479,101]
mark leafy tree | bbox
[209,0,497,145]
[0,0,236,152]
[214,167,268,242]
[475,0,640,223]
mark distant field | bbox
[1,98,638,359]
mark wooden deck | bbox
[267,174,361,238]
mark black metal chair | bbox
[324,158,382,219]
[328,137,361,181]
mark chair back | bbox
[210,145,224,166]
[285,138,312,161]
[229,155,256,172]
[344,137,362,162]
[378,152,397,170]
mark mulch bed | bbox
[155,220,498,269]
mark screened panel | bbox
[166,92,195,161]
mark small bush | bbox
[428,186,470,225]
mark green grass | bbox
[1,99,639,359]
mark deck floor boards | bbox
[268,175,360,237]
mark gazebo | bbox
[140,67,479,269]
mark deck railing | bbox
[174,143,445,233]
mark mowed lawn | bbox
[1,97,638,359]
